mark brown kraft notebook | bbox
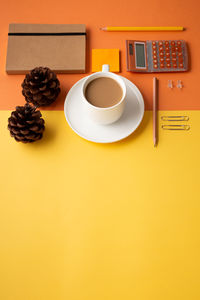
[6,24,86,74]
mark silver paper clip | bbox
[162,125,190,130]
[161,116,189,121]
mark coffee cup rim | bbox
[82,72,126,110]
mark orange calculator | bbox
[126,40,188,73]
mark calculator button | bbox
[152,45,157,50]
[154,64,158,69]
[171,47,175,52]
[177,41,182,46]
[153,55,157,59]
[178,47,182,53]
[172,52,176,57]
[179,57,183,63]
[153,59,158,64]
[158,41,163,46]
[167,63,171,68]
[159,52,164,57]
[172,58,177,62]
[166,52,170,57]
[153,50,157,55]
[179,63,184,68]
[159,46,164,51]
[173,64,177,68]
[152,41,156,46]
[166,58,170,62]
[165,47,170,52]
[178,52,183,57]
[171,41,175,46]
[160,58,164,62]
[160,63,165,68]
[165,41,169,46]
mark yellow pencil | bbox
[100,26,184,32]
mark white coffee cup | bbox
[82,64,126,125]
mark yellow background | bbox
[1,110,200,300]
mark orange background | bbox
[0,0,199,111]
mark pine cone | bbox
[8,104,45,143]
[22,67,60,107]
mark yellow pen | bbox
[100,26,184,32]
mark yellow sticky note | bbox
[92,49,120,72]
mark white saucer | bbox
[64,76,144,143]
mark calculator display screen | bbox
[135,43,146,68]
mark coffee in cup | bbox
[82,64,126,125]
[84,77,123,108]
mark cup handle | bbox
[102,64,110,72]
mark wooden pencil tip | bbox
[100,27,106,31]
